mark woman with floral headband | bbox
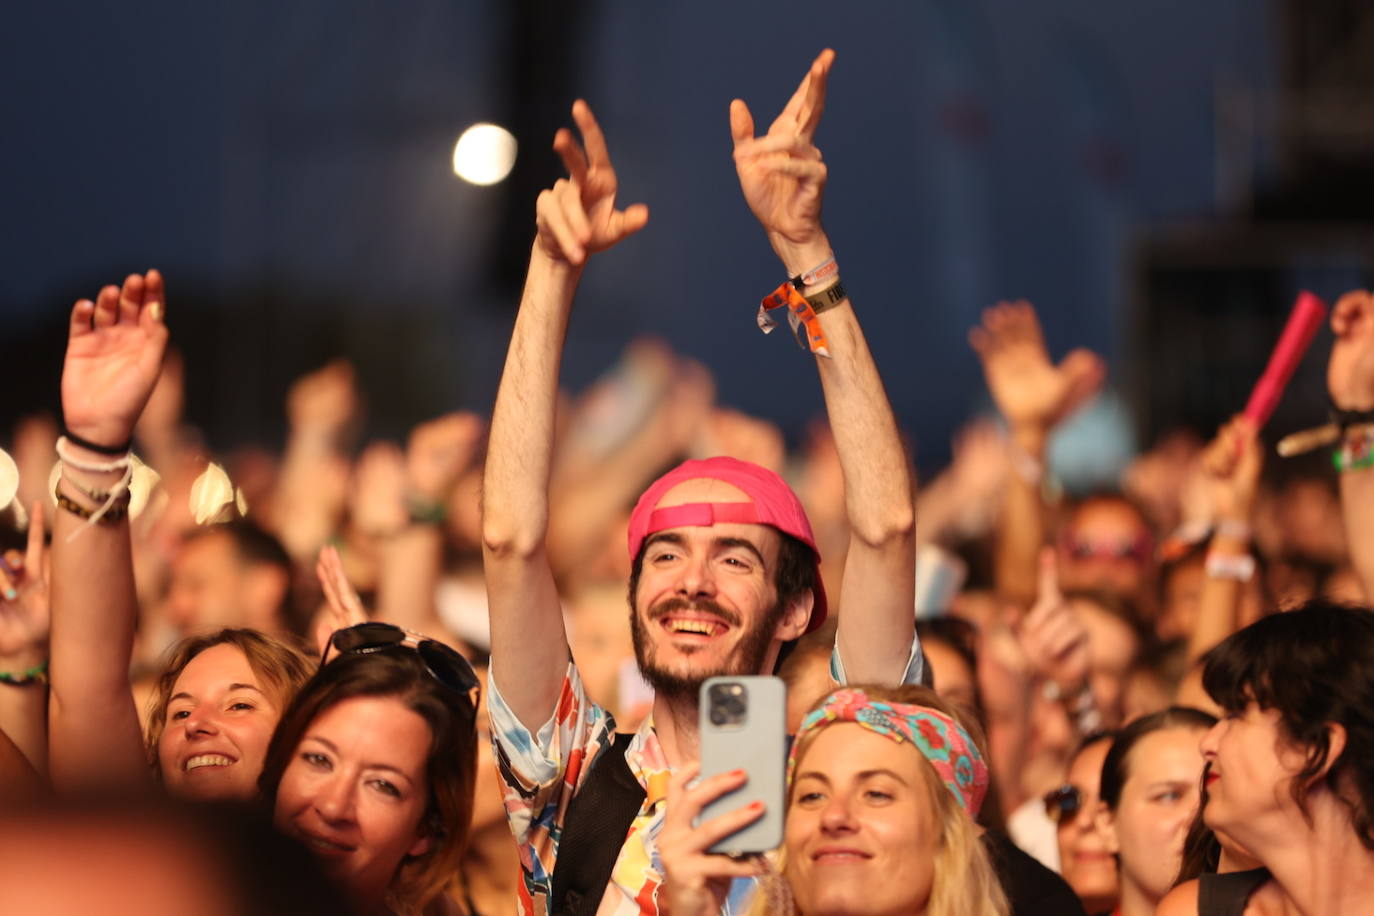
[661,684,1010,916]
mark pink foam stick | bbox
[1243,291,1329,429]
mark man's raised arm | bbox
[481,101,648,728]
[730,50,915,682]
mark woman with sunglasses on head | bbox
[47,272,316,801]
[662,685,1010,916]
[1043,732,1119,916]
[260,622,480,915]
[1092,707,1215,916]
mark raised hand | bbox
[1200,416,1262,525]
[1329,290,1374,410]
[730,49,834,267]
[314,543,369,658]
[969,300,1105,444]
[351,441,409,537]
[406,412,486,502]
[0,502,49,666]
[536,100,649,266]
[1018,548,1090,695]
[659,762,768,916]
[286,359,360,443]
[61,271,169,448]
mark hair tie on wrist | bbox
[62,429,132,456]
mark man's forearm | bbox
[481,245,580,724]
[786,239,916,681]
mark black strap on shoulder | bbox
[550,731,647,916]
[1197,867,1271,916]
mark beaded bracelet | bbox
[0,661,48,687]
[1333,426,1374,472]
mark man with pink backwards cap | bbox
[481,50,920,916]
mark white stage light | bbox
[452,123,517,185]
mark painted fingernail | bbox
[3,588,16,601]
[749,801,764,811]
[149,301,163,321]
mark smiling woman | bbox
[258,628,479,915]
[145,628,314,802]
[778,686,1009,916]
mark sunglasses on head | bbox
[322,622,481,710]
[1043,784,1086,824]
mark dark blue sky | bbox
[2,0,1278,468]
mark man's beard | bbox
[629,595,784,704]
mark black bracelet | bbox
[62,428,132,456]
[1332,405,1374,431]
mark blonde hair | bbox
[145,628,314,775]
[757,685,1010,916]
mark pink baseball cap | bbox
[626,456,828,633]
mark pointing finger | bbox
[572,99,613,170]
[1036,546,1060,605]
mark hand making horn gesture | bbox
[535,100,649,267]
[730,49,834,272]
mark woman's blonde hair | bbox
[759,684,1010,916]
[145,628,314,773]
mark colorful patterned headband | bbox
[788,688,989,817]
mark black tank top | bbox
[1198,868,1271,916]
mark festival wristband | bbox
[791,256,839,291]
[757,280,833,359]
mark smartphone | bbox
[697,675,786,855]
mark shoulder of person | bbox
[1155,878,1201,916]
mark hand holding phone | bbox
[696,676,786,855]
[660,762,769,916]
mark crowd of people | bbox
[2,49,1374,916]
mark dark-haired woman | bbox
[260,624,479,915]
[1095,706,1215,916]
[1178,602,1374,915]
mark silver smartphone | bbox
[697,675,787,855]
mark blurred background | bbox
[4,0,1374,477]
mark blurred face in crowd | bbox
[273,695,433,904]
[1054,738,1119,914]
[1101,726,1209,905]
[167,531,248,632]
[923,635,978,713]
[1157,555,1204,643]
[786,724,939,916]
[1071,596,1140,727]
[1199,703,1308,853]
[167,530,284,634]
[1059,498,1153,601]
[630,479,807,699]
[158,643,283,802]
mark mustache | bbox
[649,597,740,628]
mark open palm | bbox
[970,300,1104,431]
[61,272,169,447]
